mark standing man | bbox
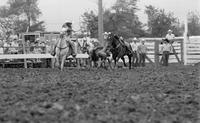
[10,38,19,54]
[161,39,172,66]
[166,29,175,44]
[138,39,148,67]
[130,38,139,67]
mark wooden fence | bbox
[185,36,200,65]
[123,36,200,65]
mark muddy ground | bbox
[0,64,199,123]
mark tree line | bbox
[0,0,45,39]
[81,0,200,39]
[0,0,200,40]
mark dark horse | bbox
[105,33,132,69]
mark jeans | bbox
[139,53,146,67]
[163,51,169,66]
[132,51,139,67]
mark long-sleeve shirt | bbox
[130,42,138,51]
[161,43,172,53]
[166,34,175,41]
[138,44,147,54]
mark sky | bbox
[0,0,200,31]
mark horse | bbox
[105,33,132,69]
[89,45,112,69]
[52,34,73,70]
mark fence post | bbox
[180,40,184,64]
[22,34,27,68]
[154,41,159,67]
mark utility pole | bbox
[183,12,188,65]
[98,0,104,45]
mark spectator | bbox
[38,41,46,53]
[166,29,175,44]
[10,38,19,54]
[0,41,4,54]
[130,38,139,67]
[33,42,42,54]
[3,41,11,54]
[138,39,148,67]
[159,41,164,65]
[161,39,172,66]
[25,40,31,53]
[45,42,51,54]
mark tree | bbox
[81,11,98,38]
[0,16,17,40]
[0,0,45,35]
[81,0,146,39]
[187,11,200,36]
[145,5,182,37]
[104,0,146,38]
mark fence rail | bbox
[124,36,200,65]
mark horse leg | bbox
[55,55,60,68]
[97,58,101,68]
[128,55,132,69]
[114,58,117,68]
[60,55,67,71]
[77,59,80,68]
[132,53,136,67]
[107,58,113,69]
[114,57,120,69]
[59,55,62,70]
[121,57,127,67]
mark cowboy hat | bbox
[65,20,72,24]
[168,29,172,32]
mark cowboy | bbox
[10,38,19,54]
[62,20,76,57]
[166,29,175,44]
[138,39,148,67]
[130,38,139,67]
[161,38,172,66]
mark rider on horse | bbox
[61,20,76,57]
[51,20,76,57]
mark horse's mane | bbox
[113,35,120,40]
[107,33,124,48]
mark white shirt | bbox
[4,43,10,47]
[166,34,175,40]
[161,43,172,52]
[10,41,19,52]
[11,41,18,47]
[0,47,3,54]
[138,44,147,54]
[130,42,138,51]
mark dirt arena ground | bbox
[0,64,199,123]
